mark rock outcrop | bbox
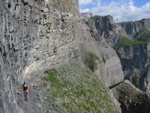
[112,80,150,113]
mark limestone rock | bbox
[112,80,150,113]
[0,0,80,112]
[81,16,124,87]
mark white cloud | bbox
[79,0,92,5]
[79,0,100,6]
[79,0,150,22]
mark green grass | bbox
[120,36,147,46]
[84,52,99,71]
[138,27,150,42]
[45,69,62,89]
[43,64,119,113]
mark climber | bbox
[22,80,29,102]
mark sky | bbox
[79,0,150,22]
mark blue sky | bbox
[79,0,150,22]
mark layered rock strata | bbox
[0,0,80,112]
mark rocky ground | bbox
[112,80,150,113]
[14,64,121,113]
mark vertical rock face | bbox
[117,44,149,71]
[1,0,80,79]
[86,15,127,47]
[118,20,150,91]
[80,17,124,87]
[0,0,81,112]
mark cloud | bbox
[79,0,92,5]
[79,0,99,6]
[79,0,150,22]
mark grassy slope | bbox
[121,36,147,46]
[43,64,119,113]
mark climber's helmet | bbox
[24,80,27,83]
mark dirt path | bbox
[16,78,50,113]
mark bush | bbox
[84,52,99,71]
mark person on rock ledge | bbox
[22,80,29,102]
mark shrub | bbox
[84,52,99,71]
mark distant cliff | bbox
[84,15,150,91]
[83,15,150,112]
[119,18,150,40]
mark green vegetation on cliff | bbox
[43,64,119,113]
[84,52,99,71]
[121,36,147,46]
[138,27,150,42]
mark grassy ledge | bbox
[121,36,147,46]
[43,64,119,113]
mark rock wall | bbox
[82,16,124,87]
[117,44,149,72]
[0,0,81,79]
[0,0,81,112]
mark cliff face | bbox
[82,16,124,87]
[118,19,150,74]
[82,15,150,113]
[85,15,127,47]
[0,0,80,79]
[117,44,149,71]
[118,20,150,91]
[119,18,150,40]
[0,0,81,112]
[84,15,150,90]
